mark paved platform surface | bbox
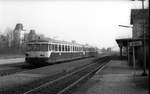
[0,58,25,65]
[73,60,149,94]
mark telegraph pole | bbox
[141,0,147,76]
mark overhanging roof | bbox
[116,38,143,47]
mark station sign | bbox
[129,41,142,46]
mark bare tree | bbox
[4,27,13,48]
[13,23,23,48]
[28,29,36,41]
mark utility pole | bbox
[141,0,147,76]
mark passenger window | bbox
[62,45,64,51]
[59,45,61,51]
[68,46,70,51]
[52,44,55,51]
[55,44,57,51]
[74,46,76,51]
[73,46,74,51]
[65,45,67,51]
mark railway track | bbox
[0,57,90,77]
[0,56,110,94]
[23,56,111,94]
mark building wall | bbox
[130,9,149,68]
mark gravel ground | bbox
[0,58,25,65]
[0,54,24,59]
[0,57,95,94]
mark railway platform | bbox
[73,59,149,94]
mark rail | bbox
[24,56,111,94]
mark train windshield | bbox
[27,44,48,51]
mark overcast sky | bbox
[0,0,149,50]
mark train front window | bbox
[27,44,48,51]
[40,44,48,51]
[27,44,40,51]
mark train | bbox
[25,39,98,65]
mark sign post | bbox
[129,41,142,47]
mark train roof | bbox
[27,38,84,47]
[27,38,97,49]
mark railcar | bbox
[25,39,97,65]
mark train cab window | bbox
[40,44,48,51]
[49,44,52,51]
[27,44,40,51]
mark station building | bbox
[116,9,149,69]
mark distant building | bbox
[107,48,111,52]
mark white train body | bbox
[25,39,97,65]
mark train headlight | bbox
[25,53,29,56]
[40,54,44,56]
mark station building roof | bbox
[116,38,144,47]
